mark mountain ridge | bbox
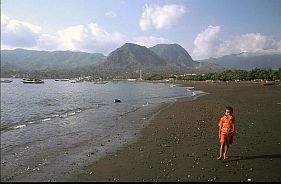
[2,44,279,74]
[149,43,197,67]
[199,51,281,70]
[1,49,106,71]
[100,43,167,71]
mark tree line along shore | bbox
[3,68,281,82]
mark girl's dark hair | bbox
[226,106,233,114]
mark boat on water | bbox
[22,78,44,84]
[93,81,108,84]
[114,99,121,103]
[0,79,13,83]
[55,79,70,81]
[69,78,83,83]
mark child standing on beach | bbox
[217,106,236,160]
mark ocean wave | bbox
[142,102,149,107]
[42,118,51,122]
[120,106,142,118]
[185,86,195,90]
[68,112,76,116]
[192,91,196,96]
[3,108,85,132]
[13,124,26,129]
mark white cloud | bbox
[133,36,170,47]
[1,15,125,54]
[105,11,117,18]
[192,25,281,60]
[1,15,41,47]
[192,25,222,60]
[57,23,124,54]
[37,34,59,50]
[218,33,280,55]
[139,4,186,31]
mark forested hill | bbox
[149,43,197,67]
[1,49,106,70]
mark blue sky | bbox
[1,0,281,60]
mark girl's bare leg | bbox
[223,143,229,159]
[217,142,224,160]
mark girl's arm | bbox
[219,118,223,139]
[231,117,236,134]
[232,122,236,134]
[218,125,221,139]
[218,118,222,139]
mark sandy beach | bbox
[79,81,281,182]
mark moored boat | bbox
[93,81,108,84]
[22,78,44,84]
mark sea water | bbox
[0,79,204,181]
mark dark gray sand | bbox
[79,81,281,182]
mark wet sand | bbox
[79,81,281,182]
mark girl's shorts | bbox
[220,134,233,144]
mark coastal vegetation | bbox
[145,68,281,81]
[176,68,281,81]
[3,68,280,82]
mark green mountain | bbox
[1,43,227,76]
[149,43,197,67]
[1,49,105,70]
[99,43,224,73]
[100,43,168,72]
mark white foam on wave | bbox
[68,112,76,116]
[185,86,194,90]
[142,102,149,107]
[42,118,51,122]
[59,114,67,118]
[13,124,26,129]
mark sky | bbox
[1,0,281,60]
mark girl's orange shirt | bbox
[219,115,236,135]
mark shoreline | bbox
[79,81,281,182]
[1,81,196,182]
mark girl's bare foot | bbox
[217,156,223,160]
[223,156,229,160]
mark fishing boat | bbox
[114,99,121,103]
[93,81,108,84]
[70,78,84,83]
[22,78,44,84]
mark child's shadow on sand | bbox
[224,154,281,162]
